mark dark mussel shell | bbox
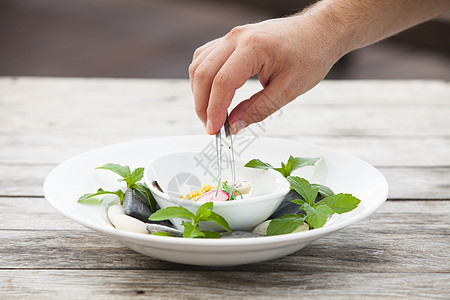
[123,188,171,226]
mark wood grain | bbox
[1,133,449,167]
[1,78,449,137]
[1,198,448,274]
[1,78,449,299]
[0,270,448,299]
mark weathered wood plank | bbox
[1,77,448,105]
[0,78,448,298]
[0,199,448,274]
[1,164,448,199]
[0,78,449,137]
[0,270,448,299]
[1,133,449,167]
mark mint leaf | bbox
[149,206,195,221]
[312,184,334,198]
[244,159,274,170]
[96,163,131,179]
[96,164,145,189]
[284,156,320,177]
[245,156,320,178]
[122,167,145,188]
[273,167,287,178]
[267,214,306,236]
[302,202,330,229]
[302,203,333,229]
[132,182,157,212]
[320,193,361,214]
[287,176,318,206]
[77,197,101,205]
[291,198,306,206]
[193,203,232,233]
[152,231,173,237]
[201,231,221,238]
[193,202,213,224]
[78,188,124,204]
[182,222,205,238]
[208,211,232,233]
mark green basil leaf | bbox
[267,214,306,236]
[77,197,101,205]
[314,203,335,215]
[319,193,361,214]
[116,189,125,205]
[148,206,195,221]
[291,198,306,206]
[287,176,318,206]
[129,167,144,186]
[208,211,232,233]
[244,159,274,170]
[273,167,287,178]
[194,206,212,224]
[152,231,173,237]
[182,222,205,238]
[78,188,123,205]
[312,184,334,198]
[96,163,131,179]
[284,156,320,177]
[302,202,331,229]
[201,231,221,239]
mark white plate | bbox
[44,135,388,266]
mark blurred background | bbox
[0,0,449,79]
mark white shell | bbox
[252,220,271,235]
[107,205,125,225]
[111,214,148,234]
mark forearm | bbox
[299,0,450,57]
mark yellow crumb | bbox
[181,184,214,201]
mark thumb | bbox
[229,79,290,134]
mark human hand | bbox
[189,14,344,135]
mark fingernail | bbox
[230,119,246,134]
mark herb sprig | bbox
[266,176,360,235]
[78,163,156,211]
[149,202,232,238]
[244,155,320,178]
[245,156,361,236]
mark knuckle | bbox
[193,48,202,60]
[193,67,209,82]
[226,25,245,40]
[188,63,197,77]
[212,72,228,88]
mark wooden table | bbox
[1,77,449,298]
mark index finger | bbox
[206,49,261,134]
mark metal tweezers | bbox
[215,114,236,197]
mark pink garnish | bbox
[197,190,229,202]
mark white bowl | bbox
[144,152,290,231]
[43,136,388,266]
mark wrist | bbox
[288,10,350,66]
